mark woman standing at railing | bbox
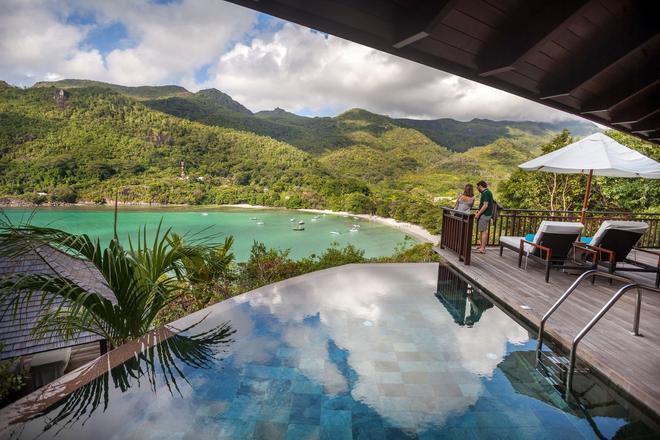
[455,184,475,213]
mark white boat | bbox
[298,220,305,225]
[293,225,305,231]
[330,231,340,235]
[352,224,361,228]
[251,217,258,220]
[349,227,359,232]
[256,221,265,225]
[201,213,209,216]
[290,218,296,222]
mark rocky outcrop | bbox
[53,88,70,109]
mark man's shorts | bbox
[477,215,492,232]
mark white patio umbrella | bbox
[519,132,660,224]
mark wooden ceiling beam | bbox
[392,0,458,49]
[580,71,660,115]
[629,111,660,133]
[539,18,660,100]
[476,0,591,78]
[610,91,660,125]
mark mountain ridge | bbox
[31,79,600,152]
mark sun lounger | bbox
[582,221,659,287]
[499,221,596,283]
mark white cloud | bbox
[0,0,256,87]
[0,0,580,122]
[204,22,579,122]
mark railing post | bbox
[633,287,642,336]
[465,213,474,265]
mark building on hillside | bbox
[0,244,115,391]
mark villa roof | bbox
[0,245,115,360]
[225,0,660,145]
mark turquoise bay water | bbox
[1,207,417,261]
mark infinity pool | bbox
[1,264,656,439]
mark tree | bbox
[499,130,660,213]
[0,221,230,348]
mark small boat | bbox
[201,213,209,216]
[256,221,265,225]
[293,225,305,231]
[352,224,361,229]
[290,218,296,222]
[251,217,258,220]
[298,220,305,225]
[349,227,359,232]
[330,231,340,235]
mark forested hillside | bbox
[3,79,652,233]
[39,80,599,153]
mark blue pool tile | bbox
[352,418,386,440]
[215,418,257,439]
[322,395,355,411]
[292,379,324,395]
[321,409,352,426]
[254,421,288,440]
[286,423,320,440]
[258,404,291,424]
[320,411,352,440]
[290,393,323,424]
[418,427,478,440]
[384,426,418,439]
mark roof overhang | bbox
[224,0,660,145]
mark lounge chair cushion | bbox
[531,221,584,244]
[590,220,649,247]
[500,235,532,253]
[501,221,584,255]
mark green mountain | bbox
[0,79,605,232]
[72,80,598,154]
[33,79,191,100]
[394,118,599,152]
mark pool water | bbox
[2,264,656,439]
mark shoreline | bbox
[1,202,439,244]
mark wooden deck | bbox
[433,245,660,422]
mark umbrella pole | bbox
[580,169,593,226]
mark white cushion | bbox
[590,220,649,247]
[532,221,584,244]
[500,236,534,254]
[501,221,583,255]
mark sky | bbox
[0,0,581,122]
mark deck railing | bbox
[440,208,659,264]
[476,209,660,248]
[440,208,474,265]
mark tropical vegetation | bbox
[0,79,607,234]
[499,130,660,213]
[0,220,228,348]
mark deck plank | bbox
[433,245,660,419]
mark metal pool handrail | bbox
[535,270,633,366]
[565,282,660,401]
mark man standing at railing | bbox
[474,180,494,254]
